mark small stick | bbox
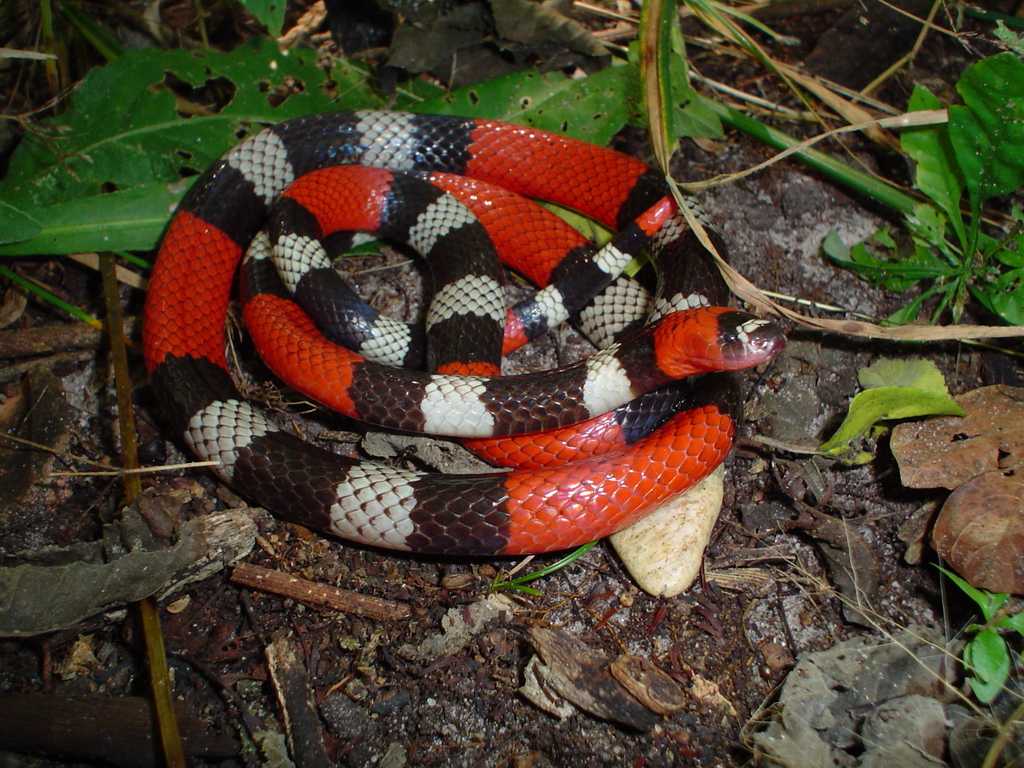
[231,562,411,621]
[266,637,331,768]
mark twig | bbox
[231,563,411,621]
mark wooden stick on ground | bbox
[231,562,411,621]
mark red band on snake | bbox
[142,111,784,555]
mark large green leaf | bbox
[0,183,185,256]
[0,40,643,258]
[0,38,378,256]
[419,65,636,144]
[0,202,41,245]
[948,52,1024,214]
[901,85,965,247]
[238,0,287,35]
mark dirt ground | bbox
[1,1,1022,766]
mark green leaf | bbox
[0,39,376,256]
[965,628,1010,703]
[997,611,1024,634]
[857,357,953,395]
[0,202,42,245]
[884,284,943,325]
[991,232,1024,269]
[822,229,850,261]
[0,182,186,256]
[819,359,964,454]
[906,203,956,262]
[948,53,1024,216]
[939,566,1008,622]
[238,0,287,35]
[902,85,965,247]
[666,27,722,140]
[419,65,636,145]
[970,268,1024,325]
[819,386,965,453]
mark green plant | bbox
[942,567,1024,704]
[824,52,1024,326]
[491,542,596,595]
[817,357,963,461]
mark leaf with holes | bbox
[0,38,376,256]
[422,65,636,145]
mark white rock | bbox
[610,466,724,597]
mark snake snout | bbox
[717,312,786,368]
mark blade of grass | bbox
[0,265,103,329]
[492,542,598,593]
[703,98,920,215]
[639,0,676,173]
[101,253,185,768]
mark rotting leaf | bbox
[386,2,489,74]
[0,370,69,514]
[490,0,608,58]
[932,471,1024,594]
[891,385,1024,490]
[0,494,256,637]
[524,627,659,730]
[609,655,687,715]
[786,506,880,627]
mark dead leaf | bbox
[932,471,1024,594]
[689,674,738,718]
[609,655,687,715]
[786,506,880,627]
[491,0,608,57]
[0,499,256,637]
[891,385,1024,490]
[0,370,70,513]
[524,627,659,730]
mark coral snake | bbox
[142,111,784,556]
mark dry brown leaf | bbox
[524,626,659,730]
[609,655,687,715]
[890,386,1024,490]
[931,471,1024,594]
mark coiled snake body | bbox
[143,111,784,555]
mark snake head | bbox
[654,307,786,378]
[715,310,786,368]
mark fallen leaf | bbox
[609,655,687,715]
[524,627,659,730]
[689,674,738,718]
[751,626,948,768]
[0,370,70,514]
[819,357,963,455]
[891,385,1024,489]
[932,471,1024,594]
[786,506,880,627]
